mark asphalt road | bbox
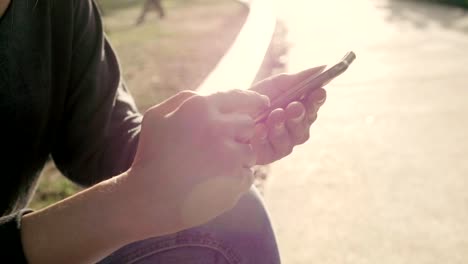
[264,0,468,263]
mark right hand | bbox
[123,89,270,237]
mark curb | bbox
[197,0,277,94]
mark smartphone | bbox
[254,51,356,124]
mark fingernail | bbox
[314,98,326,108]
[317,95,326,104]
[292,110,305,122]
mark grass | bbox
[98,0,249,112]
[29,0,248,209]
[435,0,468,8]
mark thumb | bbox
[251,65,327,99]
[208,89,270,117]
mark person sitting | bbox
[0,0,327,263]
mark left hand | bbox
[249,66,328,165]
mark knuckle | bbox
[230,89,243,94]
[208,91,227,104]
[178,90,197,97]
[276,73,288,82]
[142,107,164,124]
[231,89,251,96]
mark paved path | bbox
[264,0,468,263]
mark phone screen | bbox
[254,51,356,124]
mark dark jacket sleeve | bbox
[51,0,142,186]
[0,209,33,263]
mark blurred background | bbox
[266,0,468,263]
[32,0,467,263]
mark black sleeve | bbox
[0,209,33,263]
[51,0,142,186]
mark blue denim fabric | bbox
[99,187,280,264]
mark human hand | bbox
[124,89,269,237]
[249,66,327,165]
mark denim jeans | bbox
[99,187,281,264]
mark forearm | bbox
[21,172,137,264]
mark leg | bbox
[153,0,165,18]
[136,0,152,25]
[99,187,281,264]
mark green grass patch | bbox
[435,0,468,8]
[30,163,82,209]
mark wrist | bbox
[91,171,139,244]
[110,168,185,241]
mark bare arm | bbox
[21,90,269,264]
[21,172,136,264]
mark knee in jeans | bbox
[210,187,274,236]
[100,188,280,264]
